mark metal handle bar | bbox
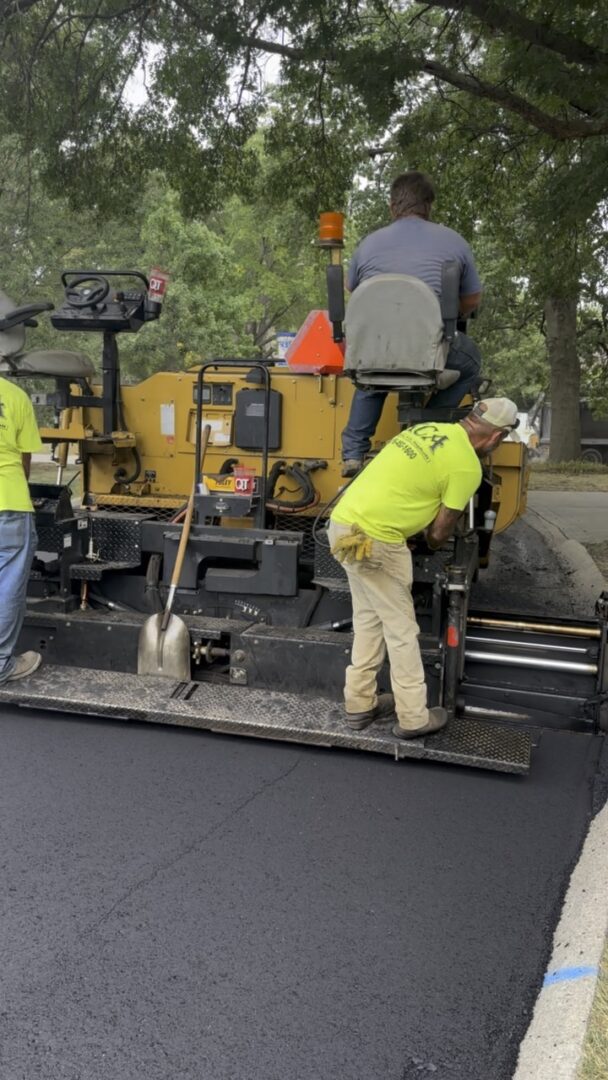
[60,269,150,289]
[194,361,271,529]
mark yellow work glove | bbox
[331,524,374,564]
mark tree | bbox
[345,75,607,459]
[0,2,607,215]
[2,2,607,457]
[0,134,325,379]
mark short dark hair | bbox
[390,171,435,219]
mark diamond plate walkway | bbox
[0,663,531,774]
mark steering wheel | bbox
[65,274,110,309]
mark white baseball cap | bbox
[473,398,519,430]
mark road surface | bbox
[0,518,606,1080]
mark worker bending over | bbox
[329,399,518,739]
[342,170,483,475]
[0,376,43,684]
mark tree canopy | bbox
[1,1,607,458]
[0,133,325,379]
[1,2,607,214]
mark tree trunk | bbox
[544,296,581,462]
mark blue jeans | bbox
[341,332,482,461]
[0,511,37,682]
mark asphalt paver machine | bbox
[1,226,606,775]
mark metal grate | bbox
[271,513,316,559]
[69,560,138,581]
[95,502,178,521]
[36,525,64,553]
[314,534,347,588]
[91,514,143,563]
[427,715,531,769]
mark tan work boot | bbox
[392,707,448,741]
[5,651,42,682]
[345,692,396,731]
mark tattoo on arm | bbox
[427,506,464,549]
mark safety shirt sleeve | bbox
[16,394,43,454]
[442,466,481,511]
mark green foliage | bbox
[2,1,608,459]
[2,2,607,216]
[0,135,325,380]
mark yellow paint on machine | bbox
[39,366,529,534]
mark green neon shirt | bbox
[0,377,43,512]
[332,422,482,543]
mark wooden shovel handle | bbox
[161,423,212,631]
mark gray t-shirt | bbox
[346,216,481,298]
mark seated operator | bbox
[341,170,483,476]
[0,374,43,685]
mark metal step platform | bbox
[0,665,531,775]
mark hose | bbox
[266,461,322,513]
[302,585,324,627]
[113,393,142,485]
[311,462,365,547]
[113,445,142,486]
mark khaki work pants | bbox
[328,521,429,730]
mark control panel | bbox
[192,382,234,406]
[51,270,165,334]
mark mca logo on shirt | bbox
[411,423,449,454]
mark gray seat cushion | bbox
[355,369,460,390]
[0,349,95,378]
[345,274,449,376]
[0,288,27,358]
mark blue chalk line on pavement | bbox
[543,966,598,987]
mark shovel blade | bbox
[137,613,191,680]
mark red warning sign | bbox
[148,268,170,304]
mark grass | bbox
[578,941,608,1079]
[532,461,608,474]
[529,461,608,492]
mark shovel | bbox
[137,424,211,680]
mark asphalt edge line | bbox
[525,506,606,607]
[512,799,608,1080]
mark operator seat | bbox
[0,288,94,380]
[343,262,461,396]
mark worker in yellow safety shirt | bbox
[0,376,43,684]
[328,398,519,739]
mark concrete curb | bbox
[525,506,606,609]
[513,800,608,1079]
[514,506,607,1079]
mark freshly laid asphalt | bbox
[1,517,606,1080]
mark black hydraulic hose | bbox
[114,394,142,485]
[267,459,287,500]
[311,462,365,547]
[267,464,316,511]
[302,585,324,627]
[114,445,141,486]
